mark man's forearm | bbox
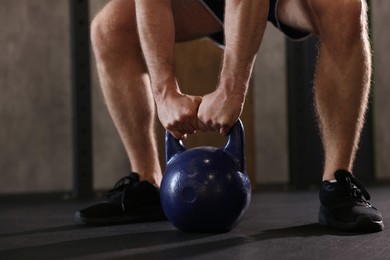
[220,0,269,96]
[135,0,202,137]
[135,0,177,99]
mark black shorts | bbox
[200,0,311,46]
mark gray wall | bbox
[0,0,72,193]
[253,26,289,184]
[372,1,390,180]
[0,0,127,194]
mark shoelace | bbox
[339,174,371,203]
[106,173,139,207]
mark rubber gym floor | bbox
[1,187,390,260]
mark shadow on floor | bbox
[0,223,368,260]
[125,223,369,259]
[0,225,84,238]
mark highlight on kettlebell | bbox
[160,119,251,233]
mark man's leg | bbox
[75,0,222,225]
[277,0,371,181]
[277,0,383,232]
[91,0,160,186]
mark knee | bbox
[90,3,137,56]
[90,13,106,53]
[311,0,366,39]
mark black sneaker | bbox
[74,172,166,225]
[319,170,384,232]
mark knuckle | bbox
[166,120,180,130]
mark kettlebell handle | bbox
[165,119,246,173]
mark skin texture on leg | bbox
[90,0,222,187]
[277,0,372,180]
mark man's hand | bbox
[156,89,202,140]
[198,88,244,135]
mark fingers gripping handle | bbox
[165,119,246,173]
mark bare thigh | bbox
[172,0,223,42]
[98,0,222,43]
[277,0,318,34]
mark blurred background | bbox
[1,0,389,196]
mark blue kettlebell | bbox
[160,119,251,233]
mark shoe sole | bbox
[74,206,167,226]
[319,205,384,233]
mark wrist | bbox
[220,55,254,90]
[218,71,250,98]
[152,77,181,102]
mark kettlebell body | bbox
[160,120,251,233]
